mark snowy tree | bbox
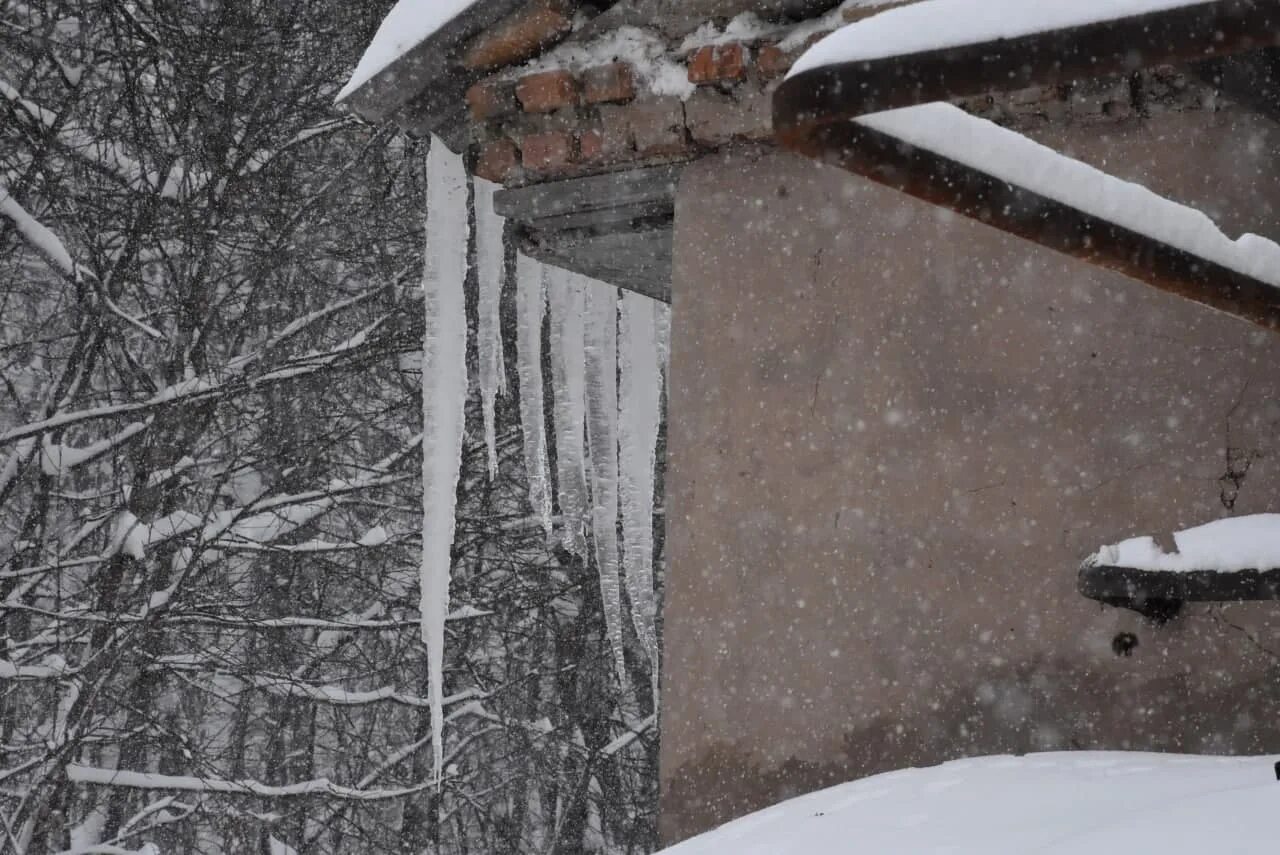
[0,1,662,852]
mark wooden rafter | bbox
[773,0,1280,331]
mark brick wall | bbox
[458,3,1221,189]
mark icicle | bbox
[515,253,553,536]
[421,137,469,786]
[583,280,626,682]
[475,178,507,480]
[655,300,671,381]
[547,266,589,555]
[618,292,662,690]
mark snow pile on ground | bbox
[790,0,1220,75]
[660,752,1280,854]
[338,0,478,100]
[1091,514,1280,573]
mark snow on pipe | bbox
[584,280,628,683]
[475,178,507,480]
[547,266,590,556]
[515,253,554,537]
[618,292,662,688]
[421,136,470,785]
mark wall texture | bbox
[659,107,1280,843]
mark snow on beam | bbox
[1081,514,1280,619]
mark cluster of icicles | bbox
[421,138,667,781]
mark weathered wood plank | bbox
[521,226,672,303]
[461,0,577,71]
[493,164,684,222]
[524,200,672,233]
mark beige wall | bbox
[659,108,1280,843]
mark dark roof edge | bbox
[338,0,523,124]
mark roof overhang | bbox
[774,0,1280,331]
[338,0,531,137]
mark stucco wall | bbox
[659,108,1280,843]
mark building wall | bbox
[659,107,1280,843]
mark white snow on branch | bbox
[515,253,554,536]
[618,292,662,683]
[583,281,627,682]
[1091,514,1280,573]
[600,714,656,757]
[853,103,1280,286]
[40,419,151,477]
[66,764,434,801]
[475,178,508,479]
[1,183,75,275]
[0,653,73,680]
[420,136,470,786]
[791,0,1221,75]
[0,316,395,446]
[1,78,208,199]
[547,266,590,555]
[338,0,478,100]
[0,437,37,500]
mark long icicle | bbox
[547,266,589,555]
[583,279,626,682]
[474,178,507,480]
[618,291,662,694]
[515,253,553,536]
[421,137,469,786]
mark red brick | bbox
[521,131,576,173]
[688,43,748,85]
[516,69,580,114]
[581,62,637,105]
[475,139,521,183]
[757,44,793,78]
[578,129,605,161]
[466,78,518,121]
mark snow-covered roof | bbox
[339,0,479,102]
[790,0,1232,77]
[1091,514,1280,573]
[659,752,1280,854]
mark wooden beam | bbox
[773,0,1280,334]
[493,164,684,223]
[1080,563,1280,605]
[521,226,672,303]
[787,120,1280,331]
[461,1,577,72]
[775,0,1280,130]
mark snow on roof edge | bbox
[337,0,481,104]
[789,0,1223,78]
